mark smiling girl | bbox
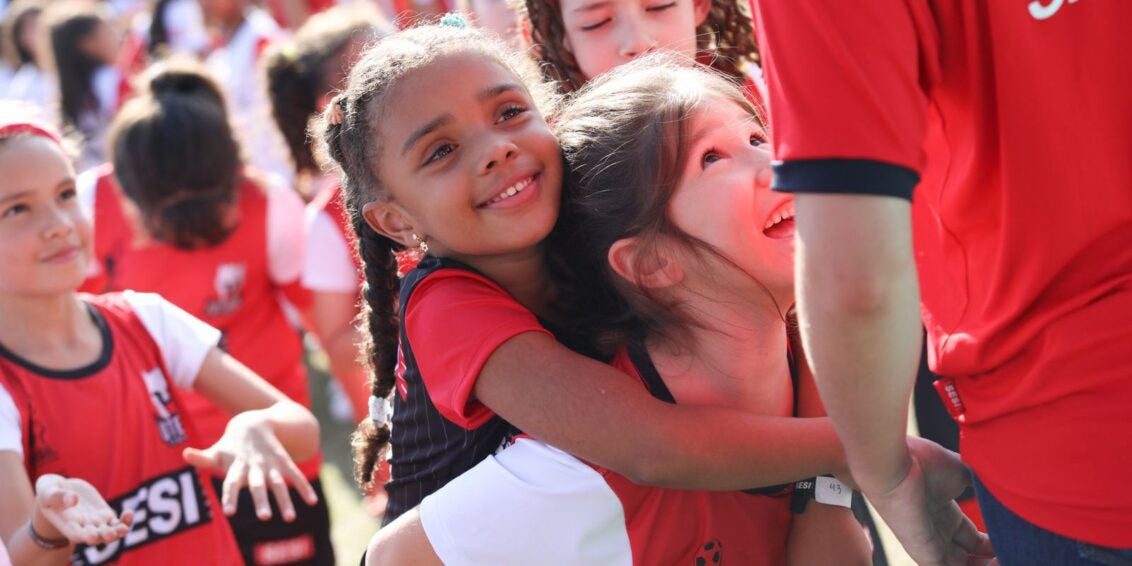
[321,20,848,530]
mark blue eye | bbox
[750,134,766,147]
[701,148,722,168]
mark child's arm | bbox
[786,500,873,566]
[473,332,846,490]
[0,454,133,566]
[183,349,321,523]
[307,289,369,420]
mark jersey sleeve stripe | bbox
[772,158,920,200]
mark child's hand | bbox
[183,412,319,523]
[34,474,134,546]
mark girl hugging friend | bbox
[322,19,870,564]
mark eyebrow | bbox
[401,114,453,156]
[478,83,523,103]
[0,190,33,205]
[571,1,611,13]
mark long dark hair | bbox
[43,2,107,129]
[265,7,388,181]
[550,54,767,357]
[108,62,242,249]
[318,21,557,492]
[520,0,760,91]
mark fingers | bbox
[952,517,995,558]
[268,468,296,523]
[247,466,272,521]
[221,461,248,516]
[183,447,223,471]
[119,509,135,527]
[281,458,318,507]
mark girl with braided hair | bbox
[519,0,762,97]
[320,18,850,530]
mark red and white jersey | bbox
[0,292,241,566]
[302,182,359,294]
[755,0,1132,545]
[76,166,319,478]
[205,8,294,183]
[418,349,792,565]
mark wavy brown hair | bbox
[317,21,557,492]
[520,0,759,91]
[550,54,774,356]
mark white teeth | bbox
[764,206,796,230]
[486,176,533,205]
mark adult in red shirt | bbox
[752,1,1132,563]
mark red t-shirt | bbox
[418,346,792,565]
[754,0,1132,545]
[79,168,319,479]
[0,293,240,565]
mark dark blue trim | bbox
[772,158,919,201]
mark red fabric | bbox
[84,169,319,478]
[0,294,241,565]
[595,350,792,565]
[754,0,1132,545]
[402,269,550,429]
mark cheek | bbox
[564,30,611,80]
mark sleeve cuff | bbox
[772,158,920,201]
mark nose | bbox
[41,205,76,240]
[617,18,658,59]
[479,134,519,174]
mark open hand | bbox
[183,413,318,523]
[866,438,995,566]
[34,474,134,547]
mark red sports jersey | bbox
[80,168,319,478]
[755,0,1132,545]
[418,346,792,565]
[0,293,240,566]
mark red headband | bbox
[0,122,64,148]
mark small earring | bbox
[412,233,429,254]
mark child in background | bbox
[202,0,294,183]
[322,20,847,526]
[42,1,128,170]
[265,7,390,426]
[0,116,320,566]
[79,63,334,565]
[147,0,211,59]
[367,55,870,566]
[520,0,763,101]
[1,1,53,118]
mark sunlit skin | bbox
[364,52,563,303]
[0,137,90,298]
[667,94,794,311]
[559,0,709,81]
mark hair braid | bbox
[349,218,402,490]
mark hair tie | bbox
[369,394,392,424]
[0,122,64,149]
[326,95,346,126]
[439,13,468,28]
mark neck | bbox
[456,245,552,319]
[647,291,791,415]
[0,292,96,360]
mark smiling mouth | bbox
[763,204,795,238]
[481,174,536,207]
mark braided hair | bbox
[520,0,759,91]
[317,20,556,491]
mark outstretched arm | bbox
[473,332,846,490]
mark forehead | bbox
[0,137,74,196]
[689,92,757,132]
[379,52,527,140]
[560,0,639,13]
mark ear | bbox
[692,0,712,27]
[608,237,684,289]
[362,200,416,248]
